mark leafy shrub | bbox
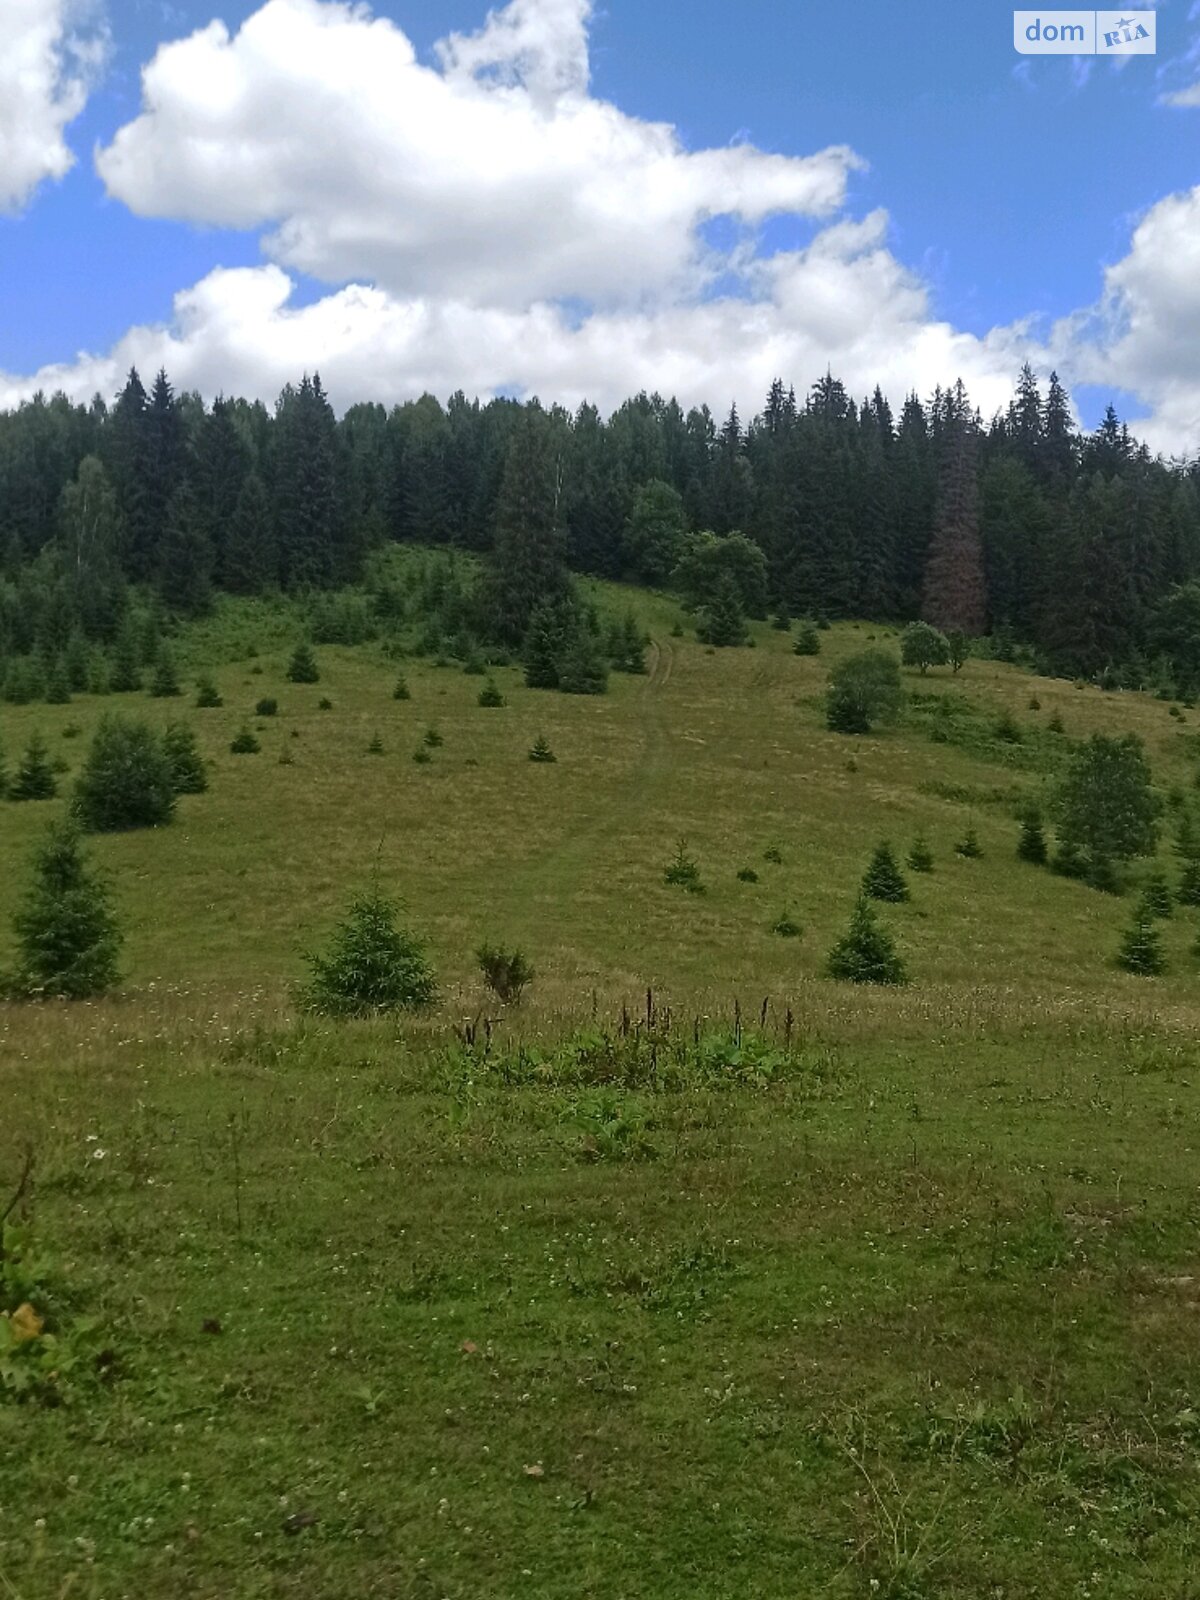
[736,866,759,883]
[771,908,803,938]
[73,717,176,831]
[477,943,535,1005]
[826,649,903,734]
[301,888,436,1016]
[900,621,950,674]
[255,697,278,717]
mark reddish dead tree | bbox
[923,380,987,635]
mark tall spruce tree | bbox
[483,407,572,646]
[8,822,122,999]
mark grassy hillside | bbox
[2,572,1199,1598]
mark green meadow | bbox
[2,572,1199,1598]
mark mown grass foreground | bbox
[2,587,1200,1597]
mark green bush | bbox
[230,727,260,755]
[477,943,535,1005]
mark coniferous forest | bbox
[2,362,1199,696]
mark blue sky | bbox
[2,0,1198,446]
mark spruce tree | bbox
[862,841,910,902]
[826,896,907,985]
[158,482,213,616]
[224,472,276,593]
[664,839,704,893]
[477,677,506,708]
[1116,912,1165,976]
[483,407,572,646]
[392,674,411,701]
[195,674,223,708]
[955,828,983,859]
[44,659,72,704]
[74,716,176,831]
[109,619,142,692]
[557,626,609,695]
[1140,871,1174,919]
[10,733,57,801]
[1017,809,1048,865]
[617,611,647,674]
[907,834,934,873]
[793,620,821,656]
[230,727,260,754]
[697,576,749,647]
[8,823,122,999]
[149,650,181,698]
[301,886,437,1016]
[529,734,556,763]
[523,603,563,689]
[64,632,91,691]
[1177,858,1200,907]
[286,642,320,683]
[162,723,208,794]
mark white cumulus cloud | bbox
[94,0,861,308]
[0,0,107,213]
[2,0,1198,460]
[1051,185,1200,456]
